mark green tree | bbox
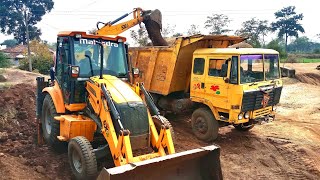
[130,26,150,47]
[0,52,12,68]
[172,33,183,37]
[266,39,287,59]
[1,39,18,48]
[287,36,320,53]
[235,18,269,47]
[0,0,54,44]
[204,14,231,35]
[271,6,305,52]
[187,24,201,36]
[161,23,176,38]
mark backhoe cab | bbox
[36,31,222,179]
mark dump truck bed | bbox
[129,34,246,95]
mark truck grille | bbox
[241,86,282,112]
[253,107,272,118]
[114,102,150,150]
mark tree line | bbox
[131,6,320,55]
[0,1,319,55]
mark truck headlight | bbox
[238,113,243,120]
[244,112,250,119]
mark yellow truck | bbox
[130,35,283,142]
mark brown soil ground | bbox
[0,64,319,179]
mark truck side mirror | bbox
[220,64,228,77]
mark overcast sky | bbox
[0,0,319,45]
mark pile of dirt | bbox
[228,42,253,48]
[0,83,70,180]
[295,73,320,85]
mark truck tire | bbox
[68,136,98,180]
[191,108,219,142]
[41,94,62,149]
[153,115,175,141]
[233,122,255,131]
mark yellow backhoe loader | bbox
[36,8,222,180]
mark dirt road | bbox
[0,64,319,179]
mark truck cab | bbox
[190,48,282,132]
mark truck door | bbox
[55,37,71,104]
[190,57,207,99]
[204,56,231,109]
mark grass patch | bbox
[281,58,320,63]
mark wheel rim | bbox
[194,117,208,134]
[72,149,83,173]
[44,109,52,134]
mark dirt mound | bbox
[0,83,70,180]
[228,42,253,48]
[295,73,320,85]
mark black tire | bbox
[68,136,98,180]
[233,122,255,131]
[153,115,175,141]
[191,107,219,142]
[41,94,62,149]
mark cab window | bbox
[230,56,238,84]
[193,58,205,75]
[208,59,227,77]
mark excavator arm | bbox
[95,8,161,36]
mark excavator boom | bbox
[95,8,162,36]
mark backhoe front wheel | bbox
[68,136,98,180]
[191,108,219,142]
[153,115,175,141]
[41,94,62,149]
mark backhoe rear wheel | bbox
[191,107,219,142]
[68,136,98,180]
[41,94,62,149]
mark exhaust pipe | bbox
[97,145,223,180]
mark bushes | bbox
[266,39,287,59]
[0,52,12,68]
[19,56,52,74]
[19,40,53,75]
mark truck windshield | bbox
[73,38,127,77]
[240,55,264,84]
[264,54,280,80]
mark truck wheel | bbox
[41,94,62,149]
[233,122,255,131]
[68,136,98,180]
[191,108,219,142]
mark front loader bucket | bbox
[97,145,222,180]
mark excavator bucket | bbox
[143,9,162,29]
[97,145,222,180]
[142,9,168,46]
